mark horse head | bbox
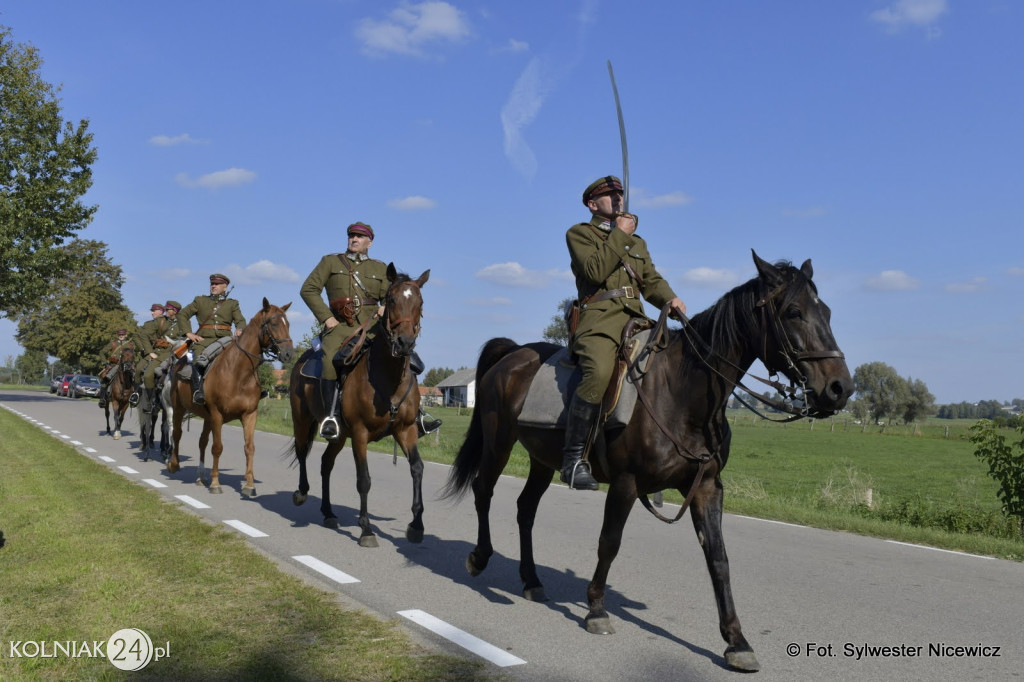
[119,345,136,373]
[382,263,429,358]
[751,250,852,416]
[256,297,294,364]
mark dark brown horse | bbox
[289,265,429,548]
[104,346,135,439]
[167,298,294,497]
[442,252,853,672]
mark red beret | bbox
[347,221,374,239]
[582,175,624,205]
[150,303,165,311]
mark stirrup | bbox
[192,390,205,406]
[560,459,599,491]
[417,413,442,435]
[319,416,340,441]
[128,392,139,407]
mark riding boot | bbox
[192,366,206,405]
[410,351,425,375]
[318,379,340,440]
[560,394,601,490]
[98,383,108,409]
[417,410,442,436]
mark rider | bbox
[181,274,246,405]
[300,221,441,441]
[562,175,687,490]
[130,303,166,407]
[138,300,192,409]
[97,328,135,409]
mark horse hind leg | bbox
[689,477,759,672]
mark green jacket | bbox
[134,318,164,356]
[101,336,136,366]
[179,295,246,340]
[567,215,677,341]
[301,253,390,332]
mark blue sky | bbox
[1,0,1020,405]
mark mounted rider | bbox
[180,273,246,405]
[136,300,193,409]
[129,303,166,406]
[97,328,135,409]
[300,221,441,441]
[561,175,687,490]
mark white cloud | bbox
[944,277,987,294]
[501,57,550,181]
[475,262,569,289]
[631,188,692,209]
[175,168,257,189]
[865,270,920,291]
[149,133,206,146]
[388,195,437,210]
[1007,267,1024,277]
[356,1,470,57]
[223,260,301,286]
[870,0,948,37]
[154,267,191,281]
[681,267,741,289]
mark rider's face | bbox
[347,233,372,255]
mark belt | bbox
[583,286,637,305]
[200,324,233,331]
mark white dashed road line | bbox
[398,609,526,667]
[292,555,361,584]
[223,519,268,538]
[175,495,210,509]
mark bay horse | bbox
[166,298,294,497]
[288,264,429,548]
[442,251,853,672]
[104,346,135,440]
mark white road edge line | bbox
[292,555,360,584]
[117,465,139,474]
[98,456,115,463]
[397,609,526,667]
[885,540,995,560]
[143,478,168,488]
[175,495,210,509]
[224,519,268,538]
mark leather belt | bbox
[200,324,233,331]
[583,286,637,306]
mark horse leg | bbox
[239,411,258,498]
[206,418,223,494]
[112,402,123,440]
[690,475,759,672]
[350,436,378,548]
[396,427,425,543]
[197,420,212,489]
[466,411,516,576]
[168,391,183,474]
[291,423,316,506]
[318,441,345,528]
[517,460,555,601]
[585,474,638,635]
[104,404,111,435]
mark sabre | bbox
[606,59,629,212]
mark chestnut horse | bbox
[104,346,135,440]
[167,298,294,496]
[288,265,428,548]
[442,252,853,672]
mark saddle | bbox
[518,317,655,430]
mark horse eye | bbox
[786,307,803,320]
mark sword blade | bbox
[606,60,629,213]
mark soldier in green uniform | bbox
[562,175,687,490]
[181,274,246,405]
[301,221,441,440]
[136,300,193,408]
[130,303,167,406]
[97,328,135,409]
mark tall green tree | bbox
[852,361,909,424]
[423,367,455,387]
[902,377,936,423]
[542,297,572,346]
[15,348,48,385]
[15,240,134,373]
[0,26,98,317]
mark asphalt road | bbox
[3,389,1022,682]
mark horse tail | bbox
[442,337,522,501]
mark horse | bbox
[139,373,170,463]
[166,298,294,497]
[104,346,136,439]
[441,252,853,672]
[288,264,429,548]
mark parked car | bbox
[69,374,101,399]
[50,375,64,394]
[58,373,77,397]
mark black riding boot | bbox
[192,366,206,405]
[417,410,442,436]
[318,379,340,440]
[98,383,108,409]
[560,394,600,490]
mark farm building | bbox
[435,368,476,408]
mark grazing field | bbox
[256,399,1024,560]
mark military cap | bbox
[209,273,230,285]
[117,329,128,335]
[164,300,182,312]
[582,175,624,205]
[150,303,165,311]
[347,221,374,240]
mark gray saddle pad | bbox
[518,329,653,430]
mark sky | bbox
[1,0,1021,405]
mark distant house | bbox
[419,385,442,408]
[436,368,476,408]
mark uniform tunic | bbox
[301,252,389,381]
[99,337,136,382]
[142,314,193,389]
[133,318,165,385]
[567,215,677,403]
[179,294,246,355]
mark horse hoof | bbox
[465,554,484,577]
[142,455,149,462]
[522,586,548,602]
[113,432,121,440]
[358,534,379,548]
[209,485,223,495]
[406,525,424,544]
[724,648,760,672]
[323,517,338,529]
[242,486,256,498]
[292,491,307,506]
[585,615,615,635]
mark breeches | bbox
[319,323,363,381]
[571,332,620,404]
[143,351,171,389]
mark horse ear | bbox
[387,262,397,281]
[262,297,271,311]
[800,259,813,280]
[281,302,292,312]
[751,249,780,284]
[415,270,430,288]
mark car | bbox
[50,375,64,394]
[69,374,101,399]
[58,373,77,397]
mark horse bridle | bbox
[380,281,422,356]
[233,311,292,365]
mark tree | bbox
[15,348,47,385]
[423,367,455,387]
[969,420,1024,535]
[852,362,909,424]
[901,377,935,424]
[542,297,572,346]
[15,240,134,373]
[1,26,98,317]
